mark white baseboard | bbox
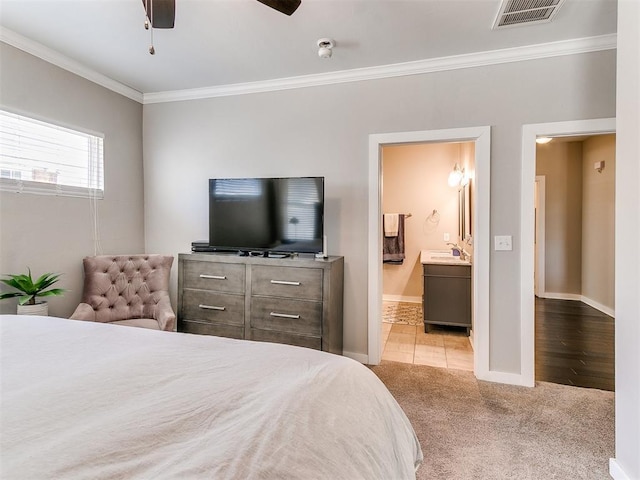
[540,292,615,317]
[343,350,369,364]
[476,369,534,387]
[609,458,631,480]
[382,294,422,304]
[542,292,582,301]
[581,296,615,318]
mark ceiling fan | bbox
[142,0,302,29]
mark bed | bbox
[0,315,423,479]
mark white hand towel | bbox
[384,214,399,237]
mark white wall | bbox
[143,50,616,364]
[581,134,615,310]
[534,135,615,310]
[0,44,145,317]
[536,142,584,295]
[613,1,640,478]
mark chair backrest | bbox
[81,255,173,323]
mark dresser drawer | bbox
[249,328,322,351]
[180,320,244,339]
[181,289,245,326]
[183,261,245,293]
[251,265,322,301]
[250,297,322,336]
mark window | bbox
[0,110,104,198]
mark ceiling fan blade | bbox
[256,0,302,16]
[141,0,175,28]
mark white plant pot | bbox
[17,302,49,316]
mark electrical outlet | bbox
[444,233,450,242]
[494,235,512,251]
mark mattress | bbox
[0,315,422,479]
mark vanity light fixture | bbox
[448,164,467,188]
[536,137,553,144]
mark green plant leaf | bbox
[0,292,22,300]
[33,272,49,285]
[0,278,21,289]
[11,275,36,294]
[34,273,62,290]
[1,270,64,302]
[17,294,35,305]
[2,275,33,293]
[38,289,66,297]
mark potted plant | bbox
[0,269,65,316]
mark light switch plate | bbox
[444,233,450,242]
[494,235,512,251]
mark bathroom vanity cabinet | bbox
[422,262,471,335]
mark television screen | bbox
[209,177,324,254]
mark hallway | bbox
[535,297,614,391]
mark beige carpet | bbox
[371,361,614,480]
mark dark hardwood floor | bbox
[535,297,614,391]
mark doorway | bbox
[520,118,616,387]
[368,126,491,381]
[534,133,615,390]
[380,141,474,369]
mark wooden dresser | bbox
[177,253,344,354]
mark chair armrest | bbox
[155,297,176,331]
[69,303,97,321]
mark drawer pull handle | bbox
[270,312,300,319]
[270,280,301,286]
[199,304,226,311]
[200,274,227,280]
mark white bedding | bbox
[1,315,422,479]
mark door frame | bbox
[368,126,491,380]
[534,175,546,297]
[520,118,616,387]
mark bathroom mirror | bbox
[458,188,464,241]
[458,183,471,242]
[464,182,471,241]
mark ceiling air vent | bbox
[492,0,566,29]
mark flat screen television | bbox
[209,177,324,255]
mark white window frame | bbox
[0,109,104,199]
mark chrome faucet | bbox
[447,242,469,261]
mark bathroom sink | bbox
[420,249,471,265]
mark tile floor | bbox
[382,322,474,371]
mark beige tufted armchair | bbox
[70,255,176,331]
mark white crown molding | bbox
[1,24,615,106]
[0,27,143,104]
[144,33,617,104]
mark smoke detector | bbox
[317,38,334,59]
[492,0,566,29]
